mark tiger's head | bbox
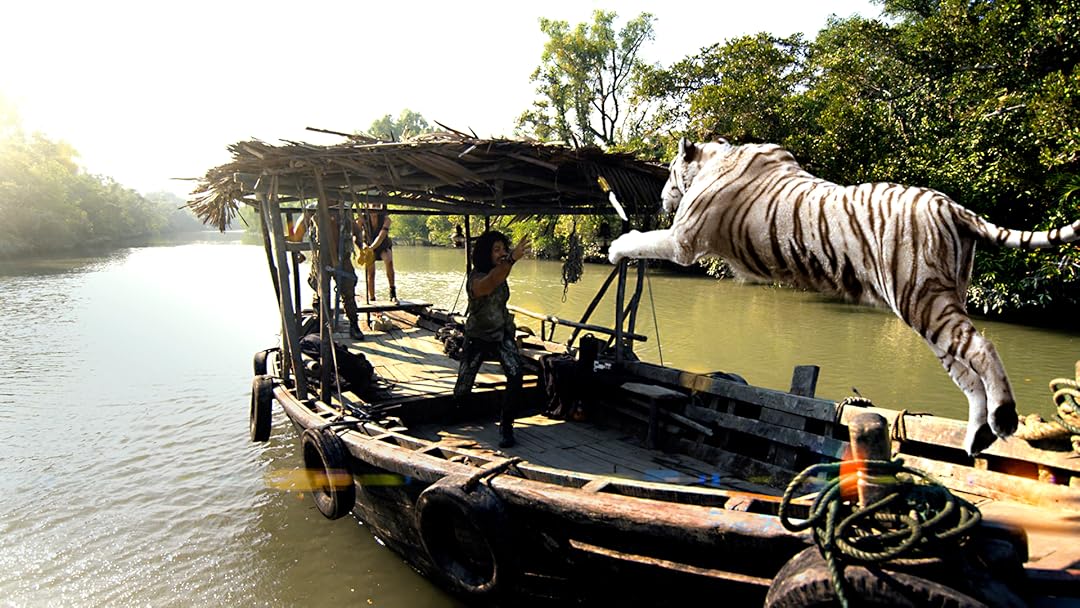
[661,138,730,214]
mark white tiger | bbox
[608,138,1080,456]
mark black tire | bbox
[416,476,516,597]
[253,348,277,376]
[301,428,355,520]
[765,548,988,608]
[250,375,274,443]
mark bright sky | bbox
[1,0,879,196]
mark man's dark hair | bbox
[471,230,510,273]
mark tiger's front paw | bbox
[607,231,639,264]
[608,246,624,265]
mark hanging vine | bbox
[562,222,584,302]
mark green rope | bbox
[778,459,982,607]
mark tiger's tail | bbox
[960,210,1080,250]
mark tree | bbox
[367,109,431,142]
[0,99,183,257]
[636,33,810,147]
[367,110,436,243]
[807,0,1080,316]
[517,10,656,147]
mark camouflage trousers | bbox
[453,332,522,438]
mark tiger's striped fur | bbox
[609,138,1080,456]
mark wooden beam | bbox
[508,304,647,342]
[263,182,307,398]
[569,264,620,347]
[615,259,628,364]
[313,170,335,405]
[622,361,838,423]
[839,404,1080,473]
[684,404,848,460]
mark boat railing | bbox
[508,304,647,344]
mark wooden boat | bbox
[192,131,1080,606]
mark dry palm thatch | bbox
[186,130,669,231]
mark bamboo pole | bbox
[313,170,335,405]
[464,215,472,278]
[264,181,307,398]
[569,264,620,347]
[258,199,281,302]
[624,261,647,351]
[614,259,628,365]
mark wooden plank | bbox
[685,404,848,460]
[840,405,1080,473]
[621,382,686,400]
[623,361,838,423]
[901,454,1080,512]
[568,540,772,588]
[355,300,431,313]
[678,439,795,490]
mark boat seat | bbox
[620,382,689,449]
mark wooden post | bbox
[313,170,335,405]
[614,259,628,365]
[624,261,646,343]
[569,264,619,347]
[848,412,891,507]
[464,215,472,278]
[262,182,307,399]
[285,210,302,319]
[258,200,281,302]
[789,365,821,397]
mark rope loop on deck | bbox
[833,396,874,424]
[778,459,982,608]
[1014,361,1080,453]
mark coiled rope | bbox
[778,459,982,608]
[561,228,583,302]
[1014,360,1080,452]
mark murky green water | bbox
[1,235,1075,606]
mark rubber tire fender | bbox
[253,348,278,376]
[415,475,516,597]
[301,428,356,520]
[765,547,988,608]
[250,374,274,443]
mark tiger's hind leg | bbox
[923,342,996,456]
[907,296,1017,455]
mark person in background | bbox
[289,205,364,339]
[362,205,397,303]
[453,230,530,448]
[452,224,466,248]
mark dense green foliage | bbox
[0,101,202,258]
[366,109,432,142]
[521,1,1080,320]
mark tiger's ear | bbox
[679,137,697,160]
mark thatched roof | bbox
[187,130,669,231]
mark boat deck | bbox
[332,314,776,495]
[410,414,778,495]
[335,311,543,403]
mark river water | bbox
[1,233,1076,607]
